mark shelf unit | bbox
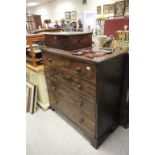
[26,14,42,31]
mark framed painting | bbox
[103,4,110,14]
[97,6,101,14]
[26,85,31,112]
[114,1,125,17]
[26,81,37,113]
[109,4,115,13]
[65,12,71,20]
[70,11,77,20]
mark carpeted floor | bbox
[26,108,129,155]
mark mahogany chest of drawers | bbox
[42,47,128,148]
[44,32,92,51]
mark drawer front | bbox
[45,65,96,103]
[45,35,63,49]
[46,78,96,121]
[56,99,96,139]
[67,35,92,50]
[45,34,92,51]
[43,53,96,85]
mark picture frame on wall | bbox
[70,11,77,20]
[65,11,71,20]
[114,1,125,17]
[125,0,129,12]
[97,6,101,14]
[109,4,115,13]
[103,4,110,14]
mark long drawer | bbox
[43,52,96,85]
[45,65,96,103]
[45,34,92,51]
[46,78,96,121]
[56,98,96,139]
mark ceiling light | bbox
[27,2,38,7]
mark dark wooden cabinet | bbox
[42,46,128,148]
[120,54,129,128]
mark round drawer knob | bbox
[86,66,91,71]
[78,101,84,107]
[48,58,52,62]
[52,86,56,91]
[79,40,84,43]
[75,67,81,73]
[77,84,82,89]
[79,118,84,123]
[51,72,55,76]
[54,36,57,40]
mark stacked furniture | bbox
[42,32,128,148]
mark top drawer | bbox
[45,35,63,50]
[45,33,92,51]
[43,52,96,85]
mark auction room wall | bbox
[27,0,127,23]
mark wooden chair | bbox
[26,34,45,67]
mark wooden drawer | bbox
[45,35,63,49]
[45,33,92,51]
[65,35,92,50]
[46,78,96,121]
[56,99,96,138]
[44,53,96,85]
[45,65,96,102]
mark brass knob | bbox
[79,39,84,43]
[48,58,52,62]
[52,86,56,91]
[75,67,81,73]
[51,72,55,76]
[54,36,57,40]
[86,66,91,71]
[78,101,84,107]
[79,118,84,123]
[77,84,82,89]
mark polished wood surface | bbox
[43,32,92,36]
[42,47,127,64]
[46,78,96,121]
[96,54,127,141]
[43,52,96,84]
[44,32,92,51]
[38,28,62,32]
[46,78,96,138]
[45,65,96,102]
[43,47,128,148]
[28,28,63,34]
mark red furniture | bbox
[104,18,129,36]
